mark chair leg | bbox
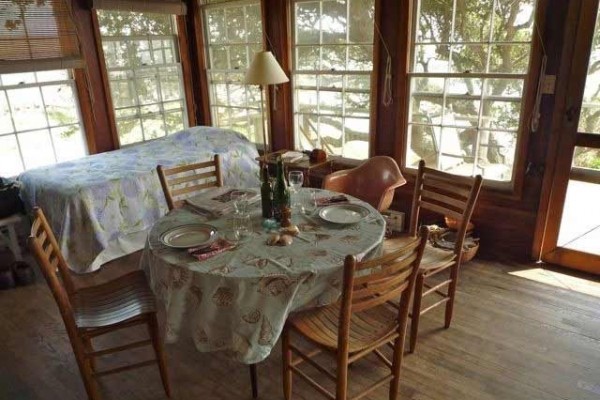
[282,327,292,400]
[409,273,424,354]
[72,337,101,400]
[249,364,258,399]
[388,334,405,400]
[444,265,460,329]
[83,337,96,372]
[148,313,172,398]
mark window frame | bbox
[0,70,89,176]
[92,10,195,148]
[199,0,267,145]
[290,0,377,161]
[400,0,547,193]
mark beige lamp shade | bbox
[244,51,289,85]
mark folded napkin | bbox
[188,239,235,261]
[316,195,349,206]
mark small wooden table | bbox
[255,150,332,187]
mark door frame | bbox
[534,0,600,274]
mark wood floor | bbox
[0,257,599,400]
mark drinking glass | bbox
[288,171,304,210]
[228,213,252,243]
[302,189,318,215]
[231,190,248,215]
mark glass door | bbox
[539,0,600,274]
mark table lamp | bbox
[244,51,289,156]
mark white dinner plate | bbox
[160,224,219,249]
[318,204,371,224]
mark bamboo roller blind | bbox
[91,0,187,15]
[0,0,83,74]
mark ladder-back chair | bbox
[157,154,223,211]
[386,160,483,353]
[28,207,171,400]
[282,226,429,400]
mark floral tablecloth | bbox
[18,127,260,273]
[141,189,386,363]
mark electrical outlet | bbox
[384,210,405,232]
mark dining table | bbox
[141,188,387,364]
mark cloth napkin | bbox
[188,239,235,261]
[316,195,349,206]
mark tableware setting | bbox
[317,203,371,225]
[160,223,219,249]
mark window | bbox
[406,0,537,182]
[201,0,265,144]
[292,0,375,160]
[97,11,188,146]
[0,70,87,177]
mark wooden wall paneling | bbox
[90,10,121,150]
[72,0,119,153]
[262,0,293,151]
[73,69,98,155]
[186,0,212,126]
[176,14,198,128]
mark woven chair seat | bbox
[289,302,399,353]
[73,272,156,329]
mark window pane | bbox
[322,0,347,44]
[579,7,600,134]
[0,91,14,135]
[51,126,86,162]
[18,129,55,170]
[8,87,47,131]
[407,0,537,182]
[293,0,375,159]
[416,0,452,43]
[0,135,24,177]
[42,84,79,126]
[573,147,600,170]
[98,10,188,146]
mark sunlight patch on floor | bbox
[509,267,600,298]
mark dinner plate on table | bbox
[160,224,219,249]
[318,204,371,225]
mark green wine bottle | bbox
[260,164,273,218]
[272,155,290,221]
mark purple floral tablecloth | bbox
[19,127,260,272]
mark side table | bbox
[256,150,332,187]
[0,214,23,262]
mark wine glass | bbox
[288,171,304,210]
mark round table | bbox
[142,188,386,363]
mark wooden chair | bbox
[157,154,223,211]
[28,207,171,400]
[322,156,406,212]
[282,226,429,400]
[384,160,483,353]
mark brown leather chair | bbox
[322,156,406,212]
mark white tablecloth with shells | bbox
[141,189,386,363]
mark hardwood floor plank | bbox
[0,258,599,400]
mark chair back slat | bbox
[29,207,76,296]
[337,226,429,343]
[353,252,417,286]
[157,154,223,211]
[409,160,483,256]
